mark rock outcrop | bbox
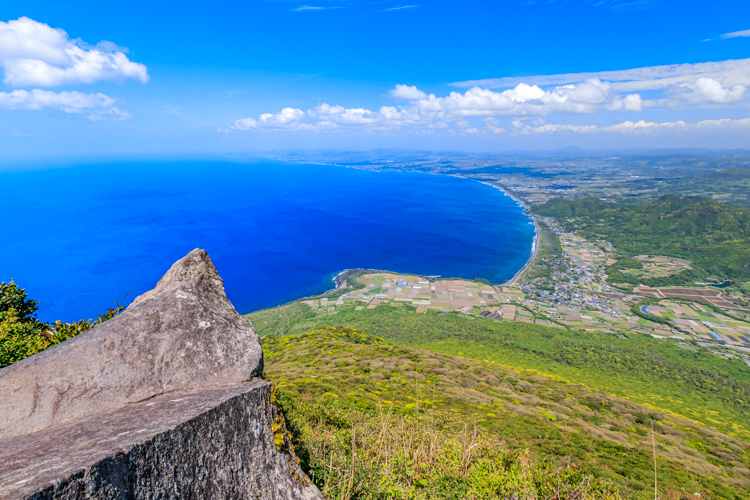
[0,249,323,499]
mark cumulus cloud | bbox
[403,79,642,117]
[721,29,750,39]
[513,117,750,135]
[666,77,745,104]
[227,107,307,130]
[223,101,425,132]
[0,89,131,120]
[310,103,378,125]
[0,17,148,87]
[390,84,427,100]
[223,60,750,135]
[224,79,644,132]
[484,117,505,134]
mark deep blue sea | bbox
[2,161,535,322]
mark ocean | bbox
[2,161,535,322]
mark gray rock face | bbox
[0,381,323,500]
[0,249,264,440]
[0,250,323,499]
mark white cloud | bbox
[721,29,750,39]
[451,58,750,94]
[310,103,378,125]
[484,117,505,134]
[0,17,148,87]
[0,89,131,120]
[390,84,427,100]
[223,101,424,132]
[666,77,745,104]
[584,0,661,11]
[605,118,750,133]
[224,80,644,133]
[223,59,750,135]
[293,5,341,10]
[227,107,307,130]
[386,5,418,10]
[513,117,750,135]
[405,79,643,117]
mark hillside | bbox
[250,302,750,441]
[265,326,750,499]
[533,195,750,288]
[704,167,750,181]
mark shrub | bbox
[0,280,50,368]
[0,280,125,368]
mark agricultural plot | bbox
[333,273,508,311]
[642,300,750,352]
[631,255,692,279]
[636,286,742,310]
[558,233,613,269]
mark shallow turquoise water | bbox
[2,161,535,322]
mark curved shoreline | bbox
[479,182,540,286]
[312,181,539,299]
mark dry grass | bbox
[282,395,622,500]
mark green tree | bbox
[0,280,50,368]
[0,280,126,368]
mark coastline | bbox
[502,219,540,286]
[308,167,539,292]
[310,182,539,301]
[478,181,540,286]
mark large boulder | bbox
[0,249,264,440]
[0,250,322,499]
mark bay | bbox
[2,161,535,322]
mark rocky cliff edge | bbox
[0,249,323,499]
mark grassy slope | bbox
[533,195,750,287]
[249,302,750,440]
[266,327,750,499]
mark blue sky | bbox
[1,0,749,161]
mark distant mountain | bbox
[704,166,750,180]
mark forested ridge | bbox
[534,195,750,286]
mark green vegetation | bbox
[524,219,564,280]
[0,280,51,367]
[0,280,124,368]
[658,167,750,208]
[249,301,317,337]
[630,300,672,327]
[533,195,750,289]
[249,302,750,440]
[266,327,750,499]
